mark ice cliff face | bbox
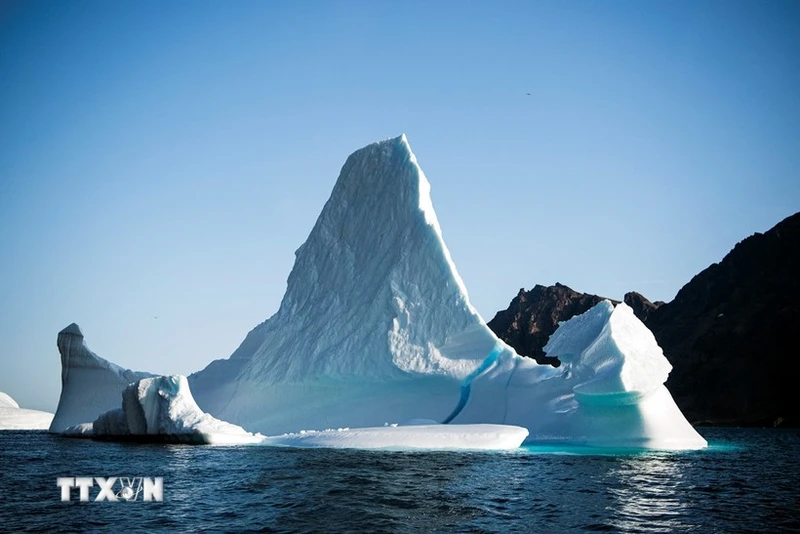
[49,324,152,432]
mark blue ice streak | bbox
[442,343,503,424]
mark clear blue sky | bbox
[1,1,798,411]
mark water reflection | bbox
[607,453,694,532]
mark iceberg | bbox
[0,391,54,430]
[50,135,706,450]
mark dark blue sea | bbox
[1,428,798,533]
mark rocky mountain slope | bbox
[488,212,800,427]
[647,212,800,426]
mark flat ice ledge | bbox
[261,424,529,450]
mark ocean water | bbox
[1,428,798,533]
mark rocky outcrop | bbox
[623,292,663,323]
[488,212,800,427]
[487,283,616,365]
[647,212,800,427]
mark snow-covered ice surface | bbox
[0,392,54,430]
[73,375,262,445]
[51,134,706,450]
[49,323,154,432]
[262,424,529,450]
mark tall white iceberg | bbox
[189,134,500,434]
[51,135,706,449]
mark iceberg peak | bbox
[50,325,153,432]
[59,323,83,338]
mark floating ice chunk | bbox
[0,392,54,430]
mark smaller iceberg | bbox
[67,375,262,445]
[0,392,54,430]
[456,301,708,450]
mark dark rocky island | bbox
[488,212,800,428]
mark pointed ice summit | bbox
[49,323,152,432]
[50,135,706,450]
[226,134,492,381]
